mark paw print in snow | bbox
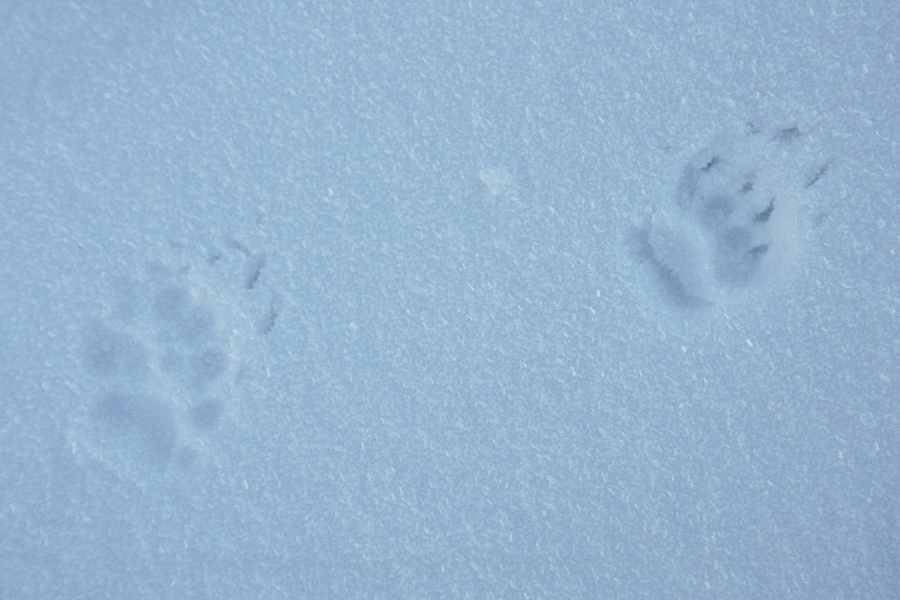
[639,124,827,309]
[70,240,275,484]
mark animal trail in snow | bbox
[639,124,825,310]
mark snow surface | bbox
[1,1,898,598]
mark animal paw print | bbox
[639,124,827,309]
[70,240,273,483]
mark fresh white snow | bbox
[1,2,898,598]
